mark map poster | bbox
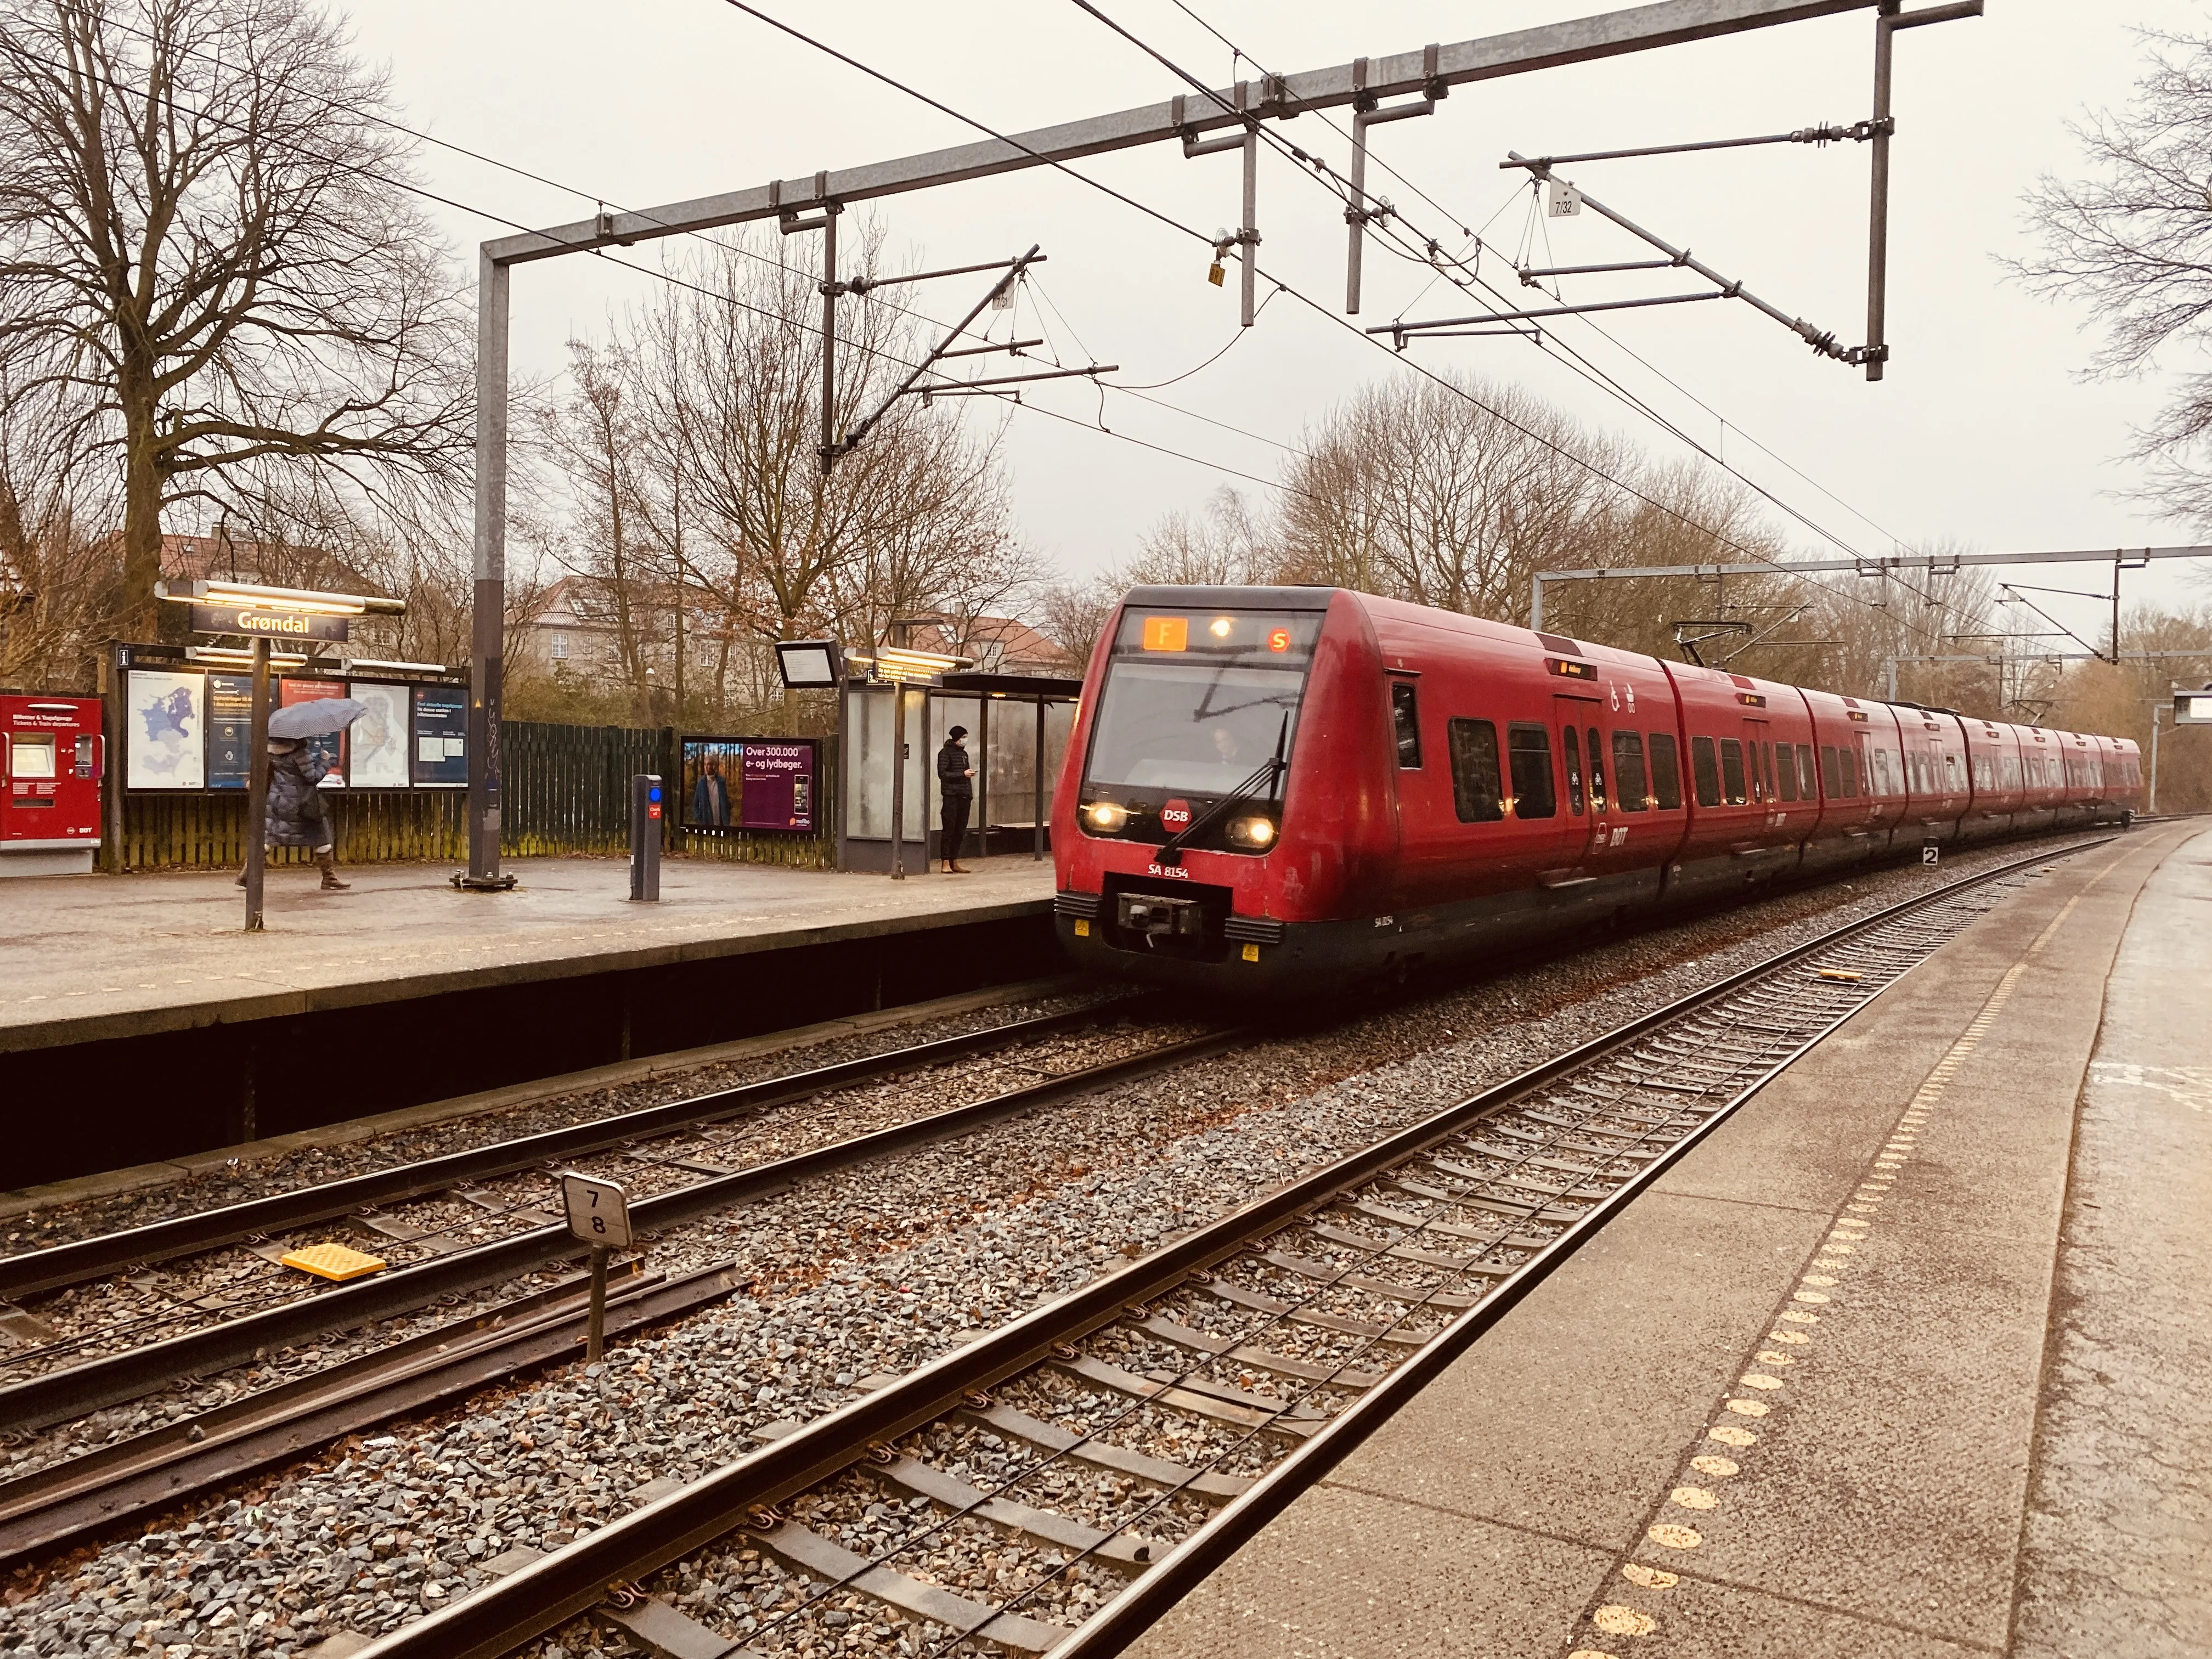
[411,686,467,786]
[681,739,743,829]
[741,740,815,831]
[346,681,411,789]
[205,674,254,790]
[126,670,206,790]
[280,678,348,787]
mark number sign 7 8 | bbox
[559,1171,634,1249]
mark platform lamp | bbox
[156,578,406,931]
[857,642,971,879]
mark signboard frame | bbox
[188,602,349,642]
[115,651,469,794]
[678,733,821,834]
[558,1171,633,1248]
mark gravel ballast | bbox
[0,834,2112,1657]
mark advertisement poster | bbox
[680,736,816,832]
[742,741,815,831]
[280,678,348,787]
[346,681,412,789]
[126,670,206,790]
[205,674,254,790]
[681,739,743,828]
[411,686,467,786]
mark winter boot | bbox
[316,851,351,891]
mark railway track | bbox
[342,839,2100,1659]
[0,999,1224,1443]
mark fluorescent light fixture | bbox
[185,645,309,668]
[870,642,972,684]
[343,657,448,675]
[156,578,404,616]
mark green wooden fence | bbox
[116,721,837,871]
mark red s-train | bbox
[1049,585,2139,992]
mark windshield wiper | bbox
[1155,714,1288,867]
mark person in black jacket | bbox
[234,738,349,891]
[936,725,975,874]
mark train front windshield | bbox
[1082,609,1319,795]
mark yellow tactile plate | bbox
[279,1242,388,1281]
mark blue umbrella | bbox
[267,698,367,740]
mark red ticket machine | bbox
[2,695,104,876]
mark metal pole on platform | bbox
[1034,697,1046,861]
[889,685,907,881]
[462,249,516,891]
[243,636,270,932]
[2148,706,2163,815]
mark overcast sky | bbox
[342,0,2212,644]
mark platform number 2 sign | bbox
[560,1171,634,1249]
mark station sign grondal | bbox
[188,602,351,642]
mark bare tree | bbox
[1276,373,1626,618]
[511,230,1031,723]
[0,0,470,639]
[0,360,119,685]
[2012,27,2212,522]
[531,341,652,706]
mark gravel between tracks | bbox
[0,834,2112,1658]
[0,986,1125,1258]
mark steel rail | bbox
[354,837,2108,1659]
[0,1259,740,1565]
[0,999,1133,1304]
[0,1026,1242,1440]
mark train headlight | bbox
[1084,800,1128,833]
[1226,815,1277,848]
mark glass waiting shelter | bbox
[837,671,1081,873]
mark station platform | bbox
[1132,820,2212,1659]
[0,855,1059,1187]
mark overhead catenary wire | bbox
[714,0,1903,619]
[72,2,1991,661]
[1,25,1320,546]
[127,0,1965,655]
[1091,0,1976,655]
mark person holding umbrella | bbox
[235,697,366,892]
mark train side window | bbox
[1719,738,1747,805]
[1776,744,1798,802]
[1796,744,1817,798]
[1821,745,1842,797]
[1390,681,1422,768]
[1842,748,1860,798]
[1562,726,1585,815]
[1611,731,1650,811]
[1447,719,1504,822]
[1767,743,1780,800]
[1691,736,1722,808]
[1586,726,1607,811]
[1649,733,1683,809]
[1506,723,1558,818]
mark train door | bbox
[1742,716,1775,827]
[1552,693,1606,879]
